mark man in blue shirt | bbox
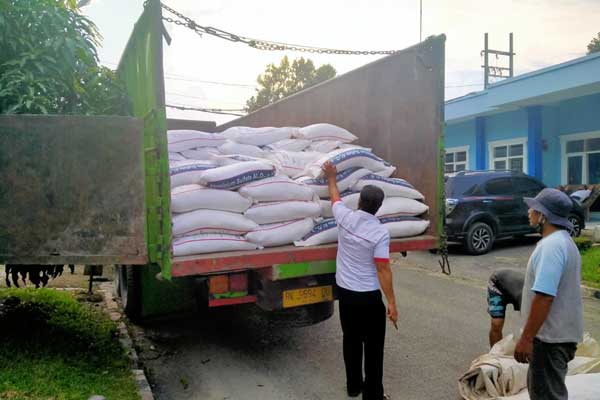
[515,188,583,400]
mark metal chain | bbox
[160,3,399,55]
[438,147,451,276]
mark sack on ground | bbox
[246,218,314,247]
[170,160,216,188]
[245,200,321,224]
[264,138,312,152]
[298,167,371,198]
[379,217,430,238]
[353,174,424,200]
[376,197,428,218]
[171,184,252,213]
[238,175,315,202]
[218,141,265,158]
[305,148,391,178]
[199,161,276,190]
[221,126,296,146]
[267,150,324,178]
[181,147,221,161]
[168,130,226,152]
[296,123,357,143]
[294,218,338,246]
[173,234,259,256]
[172,209,258,237]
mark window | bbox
[561,131,600,185]
[489,139,527,173]
[445,146,469,174]
[513,177,545,197]
[484,178,514,195]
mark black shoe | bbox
[347,388,361,397]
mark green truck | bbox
[0,0,445,322]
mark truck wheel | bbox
[117,265,142,320]
[465,222,494,255]
[268,301,335,328]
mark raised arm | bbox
[322,161,341,204]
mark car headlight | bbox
[445,198,458,216]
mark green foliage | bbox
[588,32,600,55]
[0,0,130,115]
[581,246,600,288]
[574,236,593,252]
[246,56,336,113]
[0,288,140,399]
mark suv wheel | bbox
[568,214,582,237]
[465,222,494,255]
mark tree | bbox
[0,0,129,115]
[588,32,600,54]
[246,56,336,113]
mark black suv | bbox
[444,171,585,255]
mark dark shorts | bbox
[487,280,507,318]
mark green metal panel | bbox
[117,0,172,278]
[272,260,337,280]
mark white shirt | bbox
[571,189,591,204]
[332,201,390,292]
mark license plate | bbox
[282,285,333,308]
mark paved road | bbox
[137,240,600,400]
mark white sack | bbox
[308,140,341,153]
[499,374,600,400]
[246,218,314,247]
[170,160,216,188]
[373,165,397,178]
[199,161,276,190]
[353,174,424,200]
[339,143,372,152]
[171,184,252,213]
[379,217,430,238]
[298,167,371,198]
[210,153,263,166]
[181,147,220,161]
[305,148,391,178]
[218,141,265,158]
[168,130,226,152]
[267,150,324,178]
[245,201,321,225]
[376,197,429,218]
[169,152,187,162]
[320,192,360,217]
[221,126,296,146]
[264,138,312,152]
[239,175,315,202]
[172,209,258,237]
[296,123,357,143]
[173,234,258,256]
[294,218,338,246]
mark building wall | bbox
[444,119,476,169]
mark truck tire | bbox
[267,301,335,328]
[117,265,142,320]
[465,222,494,255]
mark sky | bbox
[82,0,600,125]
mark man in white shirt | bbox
[570,185,592,205]
[323,161,398,400]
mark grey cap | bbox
[524,188,573,230]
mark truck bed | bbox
[171,235,437,277]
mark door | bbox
[512,177,546,232]
[482,177,521,234]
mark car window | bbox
[484,178,514,195]
[513,177,545,197]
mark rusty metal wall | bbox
[220,36,445,237]
[0,115,147,264]
[167,118,217,132]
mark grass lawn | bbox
[0,289,140,400]
[581,246,600,289]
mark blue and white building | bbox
[444,51,600,190]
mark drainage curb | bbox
[99,282,154,400]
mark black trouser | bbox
[527,338,577,400]
[338,285,386,400]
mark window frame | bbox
[444,145,470,174]
[488,138,528,173]
[560,130,600,185]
